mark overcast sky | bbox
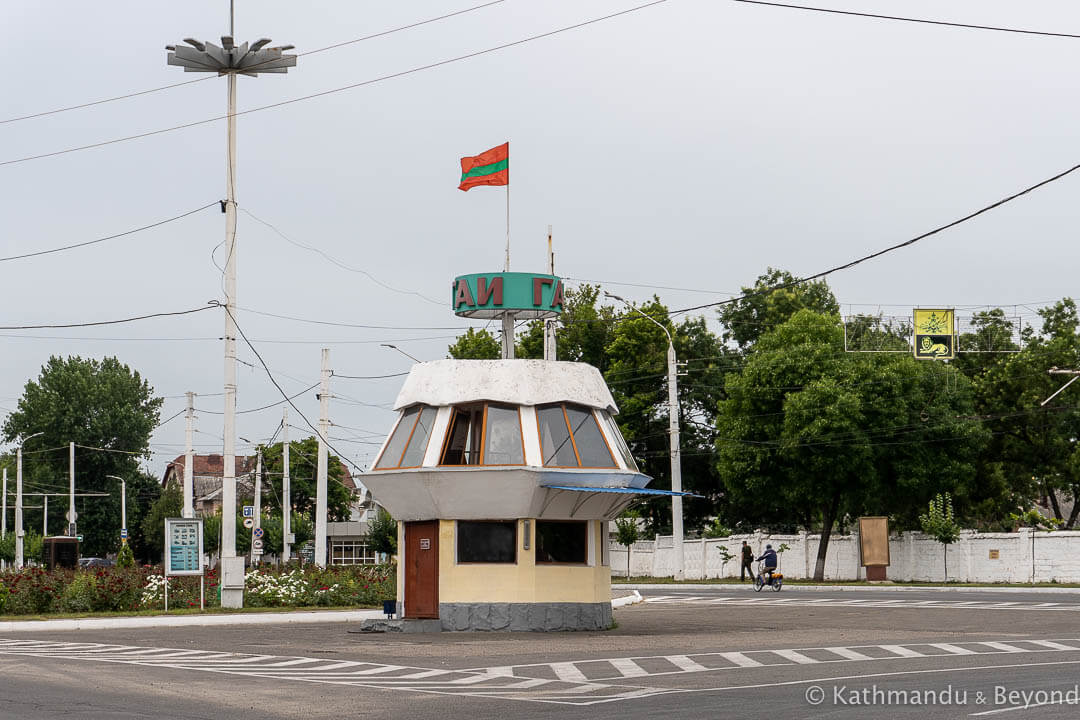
[3,0,1080,478]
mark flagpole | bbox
[504,141,510,272]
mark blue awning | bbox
[541,485,703,498]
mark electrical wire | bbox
[194,382,320,415]
[0,0,509,126]
[0,304,215,330]
[0,0,670,167]
[238,305,471,331]
[332,371,410,380]
[0,203,219,263]
[732,1,1080,40]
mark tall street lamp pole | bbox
[606,292,685,580]
[15,432,45,568]
[166,11,295,609]
[106,475,126,544]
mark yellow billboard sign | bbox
[913,308,955,360]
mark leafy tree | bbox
[717,268,840,351]
[366,508,397,557]
[2,356,162,556]
[919,493,962,581]
[141,478,182,561]
[614,513,640,578]
[515,284,619,366]
[115,542,135,568]
[259,438,353,521]
[715,310,986,580]
[448,328,500,359]
[0,531,44,565]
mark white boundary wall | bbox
[609,530,1080,583]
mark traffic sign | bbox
[120,528,128,539]
[253,527,264,539]
[243,517,254,529]
[252,538,264,551]
[242,505,255,518]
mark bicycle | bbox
[753,561,783,592]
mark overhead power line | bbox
[0,0,509,126]
[666,161,1080,317]
[732,1,1080,39]
[0,304,216,330]
[0,0,670,167]
[0,202,218,263]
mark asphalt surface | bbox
[4,585,1080,719]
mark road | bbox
[4,585,1080,719]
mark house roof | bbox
[163,453,356,490]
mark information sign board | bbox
[164,518,204,577]
[913,308,956,360]
[242,505,255,518]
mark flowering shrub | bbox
[2,567,72,615]
[244,564,394,608]
[0,582,8,613]
[60,568,147,613]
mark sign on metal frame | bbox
[164,517,204,577]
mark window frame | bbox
[455,520,518,564]
[374,404,435,470]
[536,403,617,469]
[535,520,589,565]
[439,402,526,467]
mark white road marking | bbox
[667,655,708,672]
[824,646,873,661]
[608,658,649,677]
[929,643,976,655]
[1027,640,1078,650]
[719,652,763,667]
[771,649,819,664]
[550,662,590,682]
[639,594,1080,613]
[880,644,925,658]
[980,642,1026,653]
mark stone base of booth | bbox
[439,602,612,632]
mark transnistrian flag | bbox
[458,142,508,191]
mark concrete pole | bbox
[315,349,331,567]
[15,447,24,568]
[282,408,291,563]
[183,391,195,518]
[43,495,48,536]
[501,314,515,359]
[251,449,262,565]
[543,225,557,361]
[121,478,127,541]
[667,342,685,581]
[220,65,244,609]
[68,441,76,536]
[1,468,5,571]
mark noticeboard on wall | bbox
[164,517,204,577]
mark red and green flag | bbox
[458,142,508,191]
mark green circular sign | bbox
[452,272,564,319]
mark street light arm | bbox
[604,291,673,346]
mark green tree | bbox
[366,508,397,557]
[2,355,162,556]
[614,513,640,578]
[717,268,840,351]
[919,493,962,581]
[448,328,500,359]
[115,542,135,568]
[141,478,182,561]
[715,309,987,580]
[259,438,353,521]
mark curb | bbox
[619,583,1080,595]
[0,609,384,633]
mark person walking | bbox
[740,541,754,581]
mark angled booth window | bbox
[536,403,616,468]
[598,410,638,472]
[374,405,437,470]
[440,403,524,466]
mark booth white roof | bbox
[392,359,619,413]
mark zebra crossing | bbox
[643,594,1080,612]
[0,639,662,706]
[462,637,1080,685]
[4,635,1080,706]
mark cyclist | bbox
[756,544,778,584]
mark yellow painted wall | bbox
[438,519,611,604]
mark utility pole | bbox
[107,475,127,544]
[281,407,291,563]
[184,391,195,518]
[15,447,24,568]
[543,225,557,361]
[68,442,76,537]
[1,467,6,570]
[251,448,262,565]
[605,292,686,580]
[43,495,48,536]
[315,348,331,567]
[167,10,296,609]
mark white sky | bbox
[2,0,1079,477]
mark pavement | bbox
[4,585,1080,718]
